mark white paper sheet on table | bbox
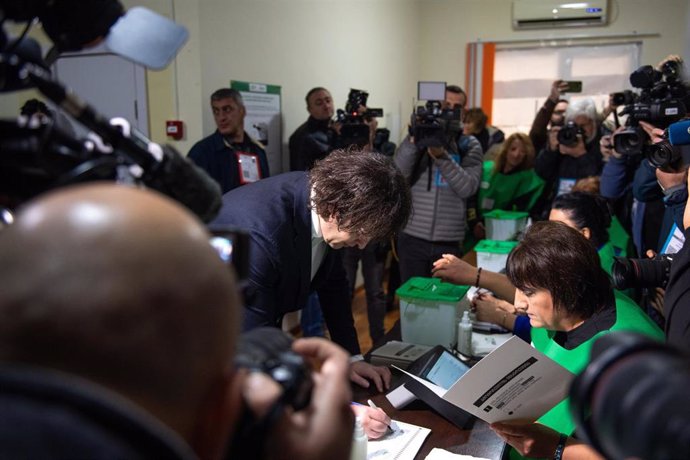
[367,419,431,460]
[425,447,491,460]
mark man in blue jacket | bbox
[211,148,411,391]
[188,88,270,193]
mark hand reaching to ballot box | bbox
[432,254,477,286]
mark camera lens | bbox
[557,122,581,147]
[646,141,680,169]
[611,256,673,290]
[612,128,645,156]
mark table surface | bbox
[357,321,506,460]
[353,381,506,460]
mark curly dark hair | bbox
[309,148,411,242]
[506,220,613,319]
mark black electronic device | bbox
[563,80,583,93]
[410,81,461,149]
[387,345,475,429]
[208,226,251,283]
[406,345,471,390]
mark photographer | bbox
[529,79,570,153]
[394,84,483,283]
[0,184,356,460]
[664,163,690,349]
[289,87,338,171]
[534,98,605,212]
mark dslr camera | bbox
[556,120,585,147]
[612,61,688,159]
[227,327,313,458]
[409,81,462,149]
[611,253,673,290]
[335,88,383,148]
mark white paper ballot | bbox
[395,336,574,424]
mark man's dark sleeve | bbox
[302,130,333,169]
[534,146,560,182]
[315,250,361,355]
[239,236,282,331]
[601,155,636,199]
[529,98,556,153]
[664,227,690,349]
[633,160,664,202]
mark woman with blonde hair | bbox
[470,132,545,239]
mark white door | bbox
[52,46,148,139]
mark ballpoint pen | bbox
[367,399,400,432]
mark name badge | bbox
[661,223,685,254]
[236,151,262,184]
[557,178,576,196]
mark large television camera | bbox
[409,81,462,149]
[0,1,222,222]
[334,88,382,148]
[612,61,689,159]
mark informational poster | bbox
[231,80,282,173]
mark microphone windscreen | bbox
[668,119,690,146]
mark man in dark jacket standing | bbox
[289,87,337,171]
[189,88,270,193]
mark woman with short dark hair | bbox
[499,221,663,459]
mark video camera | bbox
[570,332,690,460]
[409,81,462,149]
[612,61,689,159]
[0,1,222,222]
[334,88,383,148]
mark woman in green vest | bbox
[471,132,545,240]
[494,221,663,460]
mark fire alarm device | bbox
[166,120,184,140]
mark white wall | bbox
[1,0,688,170]
[195,0,420,170]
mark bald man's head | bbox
[0,183,240,439]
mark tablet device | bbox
[406,345,471,390]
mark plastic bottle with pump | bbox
[349,416,367,460]
[457,310,473,357]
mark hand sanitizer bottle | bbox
[458,310,473,357]
[349,416,367,460]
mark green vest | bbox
[608,215,632,257]
[509,292,663,460]
[478,161,545,216]
[598,241,616,276]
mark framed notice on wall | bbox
[231,80,282,173]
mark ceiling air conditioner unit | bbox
[512,0,608,29]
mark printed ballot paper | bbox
[395,336,574,423]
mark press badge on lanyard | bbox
[661,223,685,255]
[435,153,461,187]
[557,178,576,196]
[236,152,262,184]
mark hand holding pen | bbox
[350,399,395,439]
